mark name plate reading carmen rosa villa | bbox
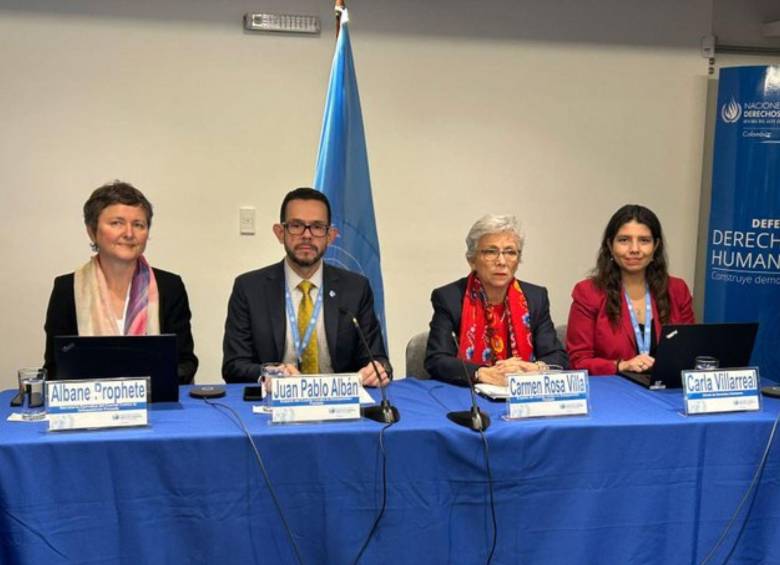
[46,378,149,431]
[506,370,589,419]
[682,368,760,415]
[271,374,361,424]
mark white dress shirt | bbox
[282,259,334,373]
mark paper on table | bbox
[475,383,510,400]
[358,385,375,404]
[7,413,49,422]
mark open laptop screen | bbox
[53,334,179,402]
[620,323,758,389]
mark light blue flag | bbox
[314,8,387,343]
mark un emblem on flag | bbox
[720,97,742,124]
[325,245,367,276]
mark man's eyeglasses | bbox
[282,221,330,237]
[478,248,520,261]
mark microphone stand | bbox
[762,385,780,398]
[447,332,491,432]
[342,308,399,424]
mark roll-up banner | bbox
[705,66,780,377]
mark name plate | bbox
[271,374,361,424]
[46,378,149,431]
[506,370,590,419]
[682,368,761,415]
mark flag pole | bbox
[335,0,345,39]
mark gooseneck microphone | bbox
[339,307,400,424]
[447,332,491,432]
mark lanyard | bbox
[284,282,324,364]
[624,286,652,355]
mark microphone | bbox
[339,306,399,424]
[762,385,780,398]
[447,332,491,432]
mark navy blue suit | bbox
[425,277,568,386]
[222,260,389,383]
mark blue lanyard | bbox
[284,282,324,364]
[624,286,652,355]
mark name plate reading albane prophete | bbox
[682,368,760,415]
[506,370,590,419]
[46,377,149,431]
[271,374,361,424]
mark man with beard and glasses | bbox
[221,187,391,386]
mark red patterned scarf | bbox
[458,272,533,365]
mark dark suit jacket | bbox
[424,277,568,386]
[566,276,695,375]
[222,260,389,383]
[43,268,198,384]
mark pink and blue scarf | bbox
[74,255,160,336]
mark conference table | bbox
[1,376,779,565]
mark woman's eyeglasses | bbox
[478,248,519,261]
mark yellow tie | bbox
[297,280,319,374]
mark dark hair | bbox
[83,181,153,233]
[279,187,331,224]
[592,204,670,326]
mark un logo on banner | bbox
[721,97,742,124]
[325,244,367,276]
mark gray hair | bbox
[465,214,524,261]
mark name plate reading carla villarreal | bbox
[47,377,149,431]
[270,374,361,423]
[506,371,589,419]
[682,368,760,415]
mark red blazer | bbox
[566,276,695,376]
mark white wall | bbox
[0,0,713,389]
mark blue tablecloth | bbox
[1,377,779,564]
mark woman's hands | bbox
[617,354,655,373]
[476,357,550,386]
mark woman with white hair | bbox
[424,214,568,386]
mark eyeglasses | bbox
[282,221,330,237]
[478,248,520,261]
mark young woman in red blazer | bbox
[566,205,694,376]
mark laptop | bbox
[619,323,758,390]
[54,334,179,402]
